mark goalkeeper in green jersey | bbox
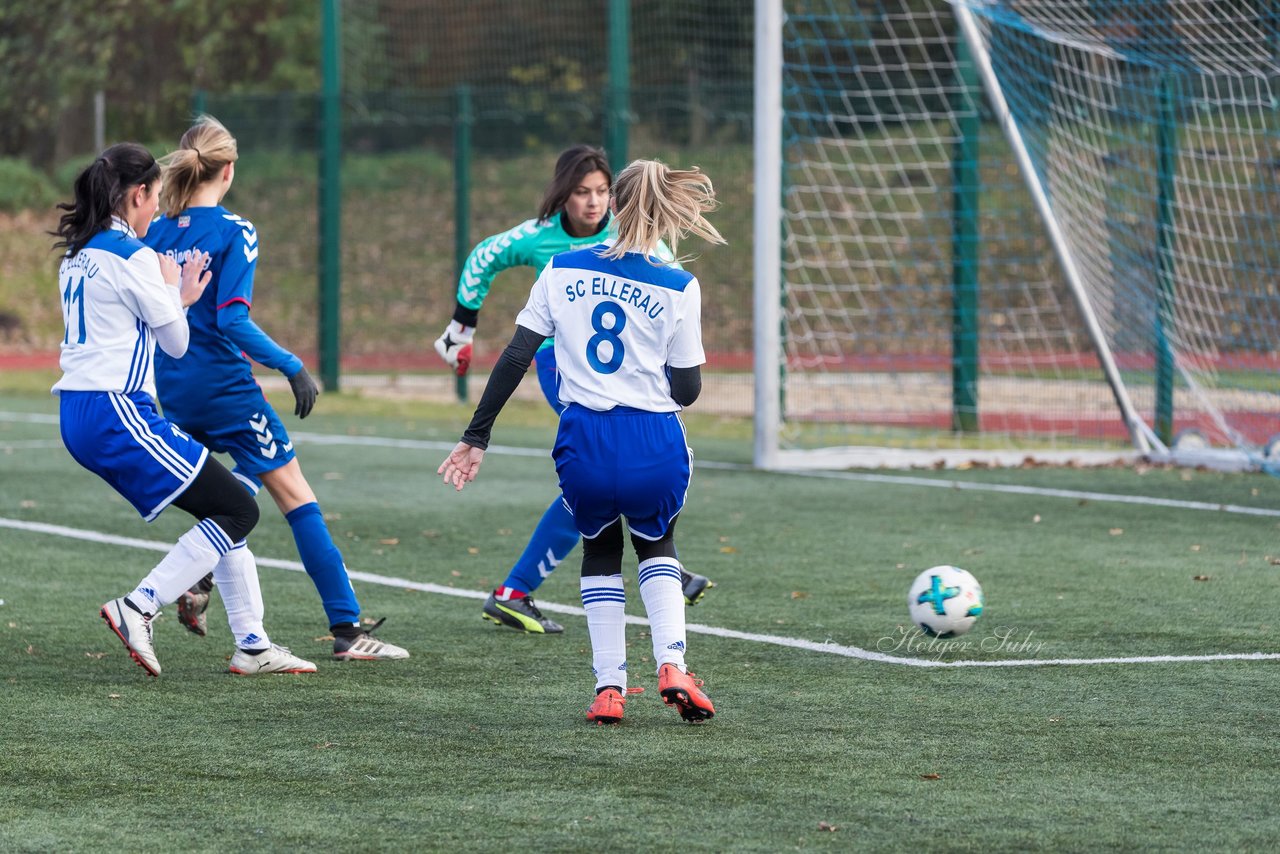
[434,145,715,634]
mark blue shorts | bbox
[535,345,566,415]
[553,404,691,541]
[59,391,209,522]
[183,403,296,493]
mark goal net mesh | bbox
[774,0,1280,464]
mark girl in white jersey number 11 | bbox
[439,160,725,725]
[52,142,316,677]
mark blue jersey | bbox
[145,206,300,431]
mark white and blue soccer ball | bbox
[908,565,984,638]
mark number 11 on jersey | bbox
[63,275,86,345]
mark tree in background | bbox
[0,0,319,167]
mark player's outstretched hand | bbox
[287,365,320,419]
[438,441,485,491]
[433,320,474,376]
[178,251,212,307]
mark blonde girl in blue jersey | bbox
[145,116,408,662]
[435,146,714,635]
[440,159,724,725]
[53,142,315,677]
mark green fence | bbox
[200,0,756,395]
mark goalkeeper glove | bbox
[434,320,474,376]
[287,365,319,419]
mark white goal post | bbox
[753,0,1280,472]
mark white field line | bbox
[0,411,58,423]
[3,516,1278,669]
[179,430,1280,520]
[4,411,1278,519]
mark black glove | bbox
[287,365,319,419]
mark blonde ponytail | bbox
[159,115,239,217]
[604,159,724,262]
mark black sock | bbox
[331,622,363,639]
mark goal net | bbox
[754,0,1280,470]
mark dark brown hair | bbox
[536,145,612,223]
[52,142,160,256]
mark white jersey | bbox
[516,243,705,412]
[52,218,183,398]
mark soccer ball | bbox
[907,565,984,638]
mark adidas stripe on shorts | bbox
[59,390,208,521]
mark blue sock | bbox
[502,497,581,595]
[285,501,360,626]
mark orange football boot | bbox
[586,687,628,725]
[658,663,715,722]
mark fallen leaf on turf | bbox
[791,591,809,599]
[1109,528,1124,536]
[1191,544,1201,552]
[85,652,105,659]
[1033,514,1041,523]
[20,500,36,508]
[920,773,941,780]
[467,547,479,555]
[818,821,838,832]
[1193,575,1212,581]
[379,538,399,546]
[315,742,341,749]
[108,694,121,699]
[719,546,738,554]
[450,570,461,577]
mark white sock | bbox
[127,520,231,614]
[638,557,687,673]
[580,574,627,692]
[213,541,270,650]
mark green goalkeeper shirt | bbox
[454,211,675,350]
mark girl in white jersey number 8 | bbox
[439,159,725,725]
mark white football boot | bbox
[228,645,318,675]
